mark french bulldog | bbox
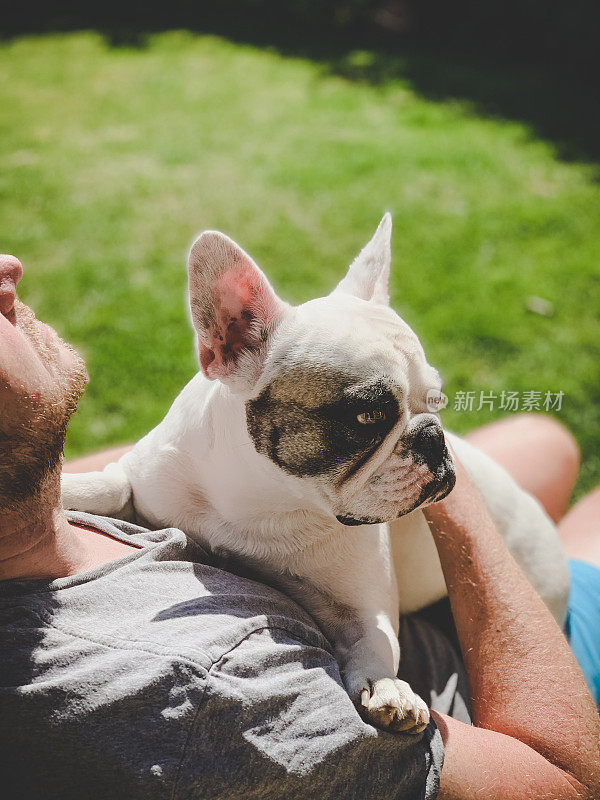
[61,214,570,734]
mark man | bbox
[1,253,599,799]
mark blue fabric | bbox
[567,559,600,707]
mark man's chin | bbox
[0,300,88,509]
[15,298,87,397]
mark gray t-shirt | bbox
[0,513,470,800]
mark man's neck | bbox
[0,470,138,582]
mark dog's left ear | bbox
[188,231,288,389]
[333,213,392,305]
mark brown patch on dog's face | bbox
[246,366,402,479]
[245,352,455,525]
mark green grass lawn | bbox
[1,32,599,493]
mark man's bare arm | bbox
[425,459,600,799]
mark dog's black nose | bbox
[413,422,446,470]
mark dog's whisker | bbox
[232,441,256,450]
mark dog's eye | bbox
[356,410,386,425]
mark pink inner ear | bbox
[200,262,277,380]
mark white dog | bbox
[62,214,570,734]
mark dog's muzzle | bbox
[411,420,447,471]
[417,459,456,506]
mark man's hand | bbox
[425,457,600,800]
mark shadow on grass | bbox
[324,48,600,168]
[3,7,600,168]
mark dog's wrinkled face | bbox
[188,214,455,525]
[246,294,455,523]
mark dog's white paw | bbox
[359,678,429,734]
[60,465,132,517]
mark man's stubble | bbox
[0,299,88,510]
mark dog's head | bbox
[188,214,455,524]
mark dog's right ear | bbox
[333,213,392,305]
[187,231,288,390]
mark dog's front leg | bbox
[281,524,430,734]
[61,461,134,520]
[337,613,430,734]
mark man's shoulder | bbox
[1,514,447,800]
[30,513,331,669]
